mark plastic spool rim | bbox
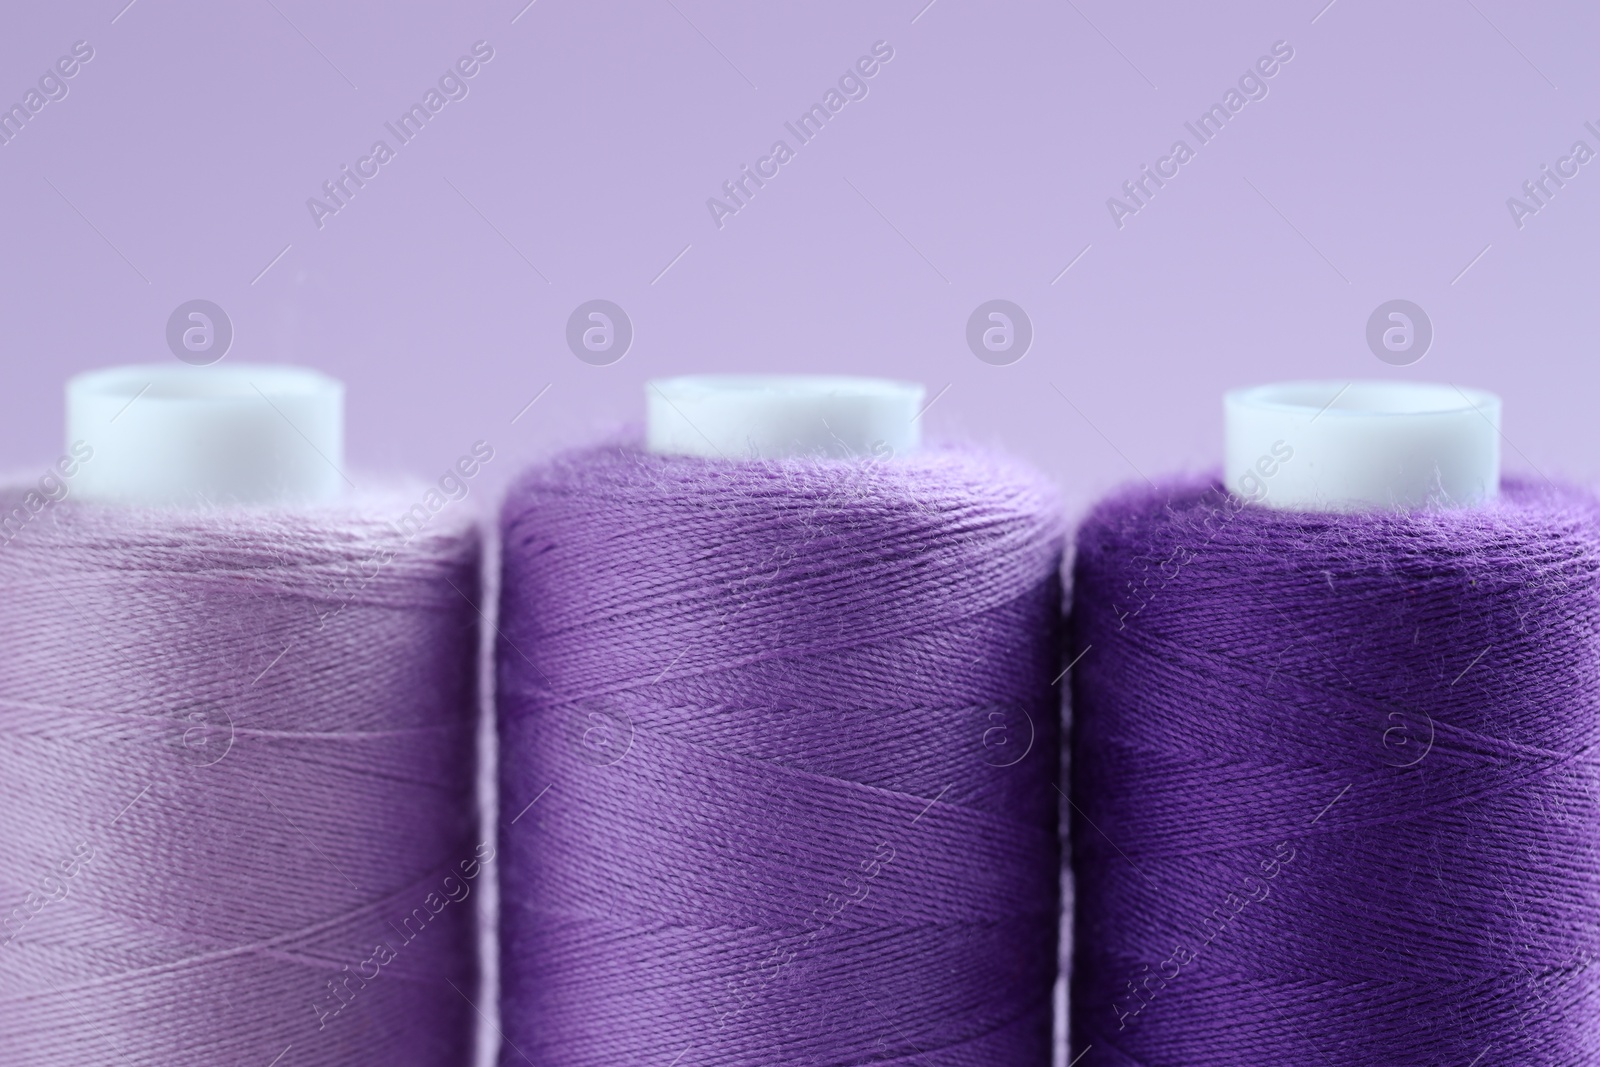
[1223,380,1501,511]
[66,363,346,507]
[645,375,925,460]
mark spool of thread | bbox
[0,365,482,1066]
[1068,382,1600,1064]
[498,375,1064,1065]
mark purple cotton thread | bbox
[497,442,1065,1066]
[0,489,482,1066]
[1069,477,1600,1066]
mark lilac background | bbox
[1,0,1597,519]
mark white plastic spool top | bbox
[1224,381,1501,511]
[646,375,925,460]
[66,363,346,506]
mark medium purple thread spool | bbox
[0,365,482,1066]
[497,376,1066,1066]
[1070,382,1600,1064]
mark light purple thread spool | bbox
[0,364,482,1066]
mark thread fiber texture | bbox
[0,489,482,1066]
[1070,477,1600,1066]
[498,442,1065,1066]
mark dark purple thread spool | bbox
[496,436,1065,1066]
[1070,383,1600,1065]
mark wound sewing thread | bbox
[498,442,1065,1066]
[1070,477,1600,1066]
[0,489,482,1066]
